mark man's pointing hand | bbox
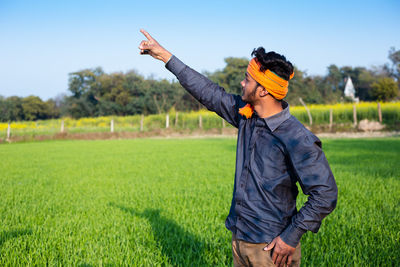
[139,29,172,63]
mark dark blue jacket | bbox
[166,55,338,247]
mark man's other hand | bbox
[264,236,296,267]
[139,29,172,63]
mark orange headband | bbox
[247,58,294,100]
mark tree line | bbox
[1,48,399,122]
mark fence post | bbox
[61,119,64,133]
[111,118,114,133]
[353,104,357,127]
[377,102,382,123]
[199,115,203,129]
[329,108,333,131]
[299,97,312,126]
[7,122,11,140]
[166,114,169,129]
[140,115,144,131]
[222,118,226,128]
[175,112,179,127]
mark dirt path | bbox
[315,131,400,139]
[150,131,400,139]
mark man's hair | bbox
[251,47,294,81]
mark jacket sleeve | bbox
[279,132,338,247]
[166,55,241,128]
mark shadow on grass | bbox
[109,202,215,266]
[0,229,32,247]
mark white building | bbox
[344,76,359,102]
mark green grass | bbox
[0,138,399,266]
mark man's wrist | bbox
[161,51,172,63]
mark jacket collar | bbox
[261,101,291,132]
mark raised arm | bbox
[138,29,242,127]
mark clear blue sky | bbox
[1,0,399,100]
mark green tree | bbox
[326,64,343,92]
[124,70,148,114]
[45,99,60,118]
[66,67,104,118]
[386,47,400,85]
[371,77,399,101]
[96,72,127,116]
[21,96,51,120]
[285,68,326,105]
[207,57,249,94]
[68,67,104,98]
[356,69,380,101]
[0,96,25,121]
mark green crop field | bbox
[0,137,399,266]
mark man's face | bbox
[241,72,260,104]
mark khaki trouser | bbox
[232,233,301,267]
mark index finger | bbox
[272,250,278,263]
[140,29,154,41]
[287,255,293,267]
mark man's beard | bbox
[242,86,258,104]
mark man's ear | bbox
[259,86,269,97]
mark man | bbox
[138,29,338,267]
